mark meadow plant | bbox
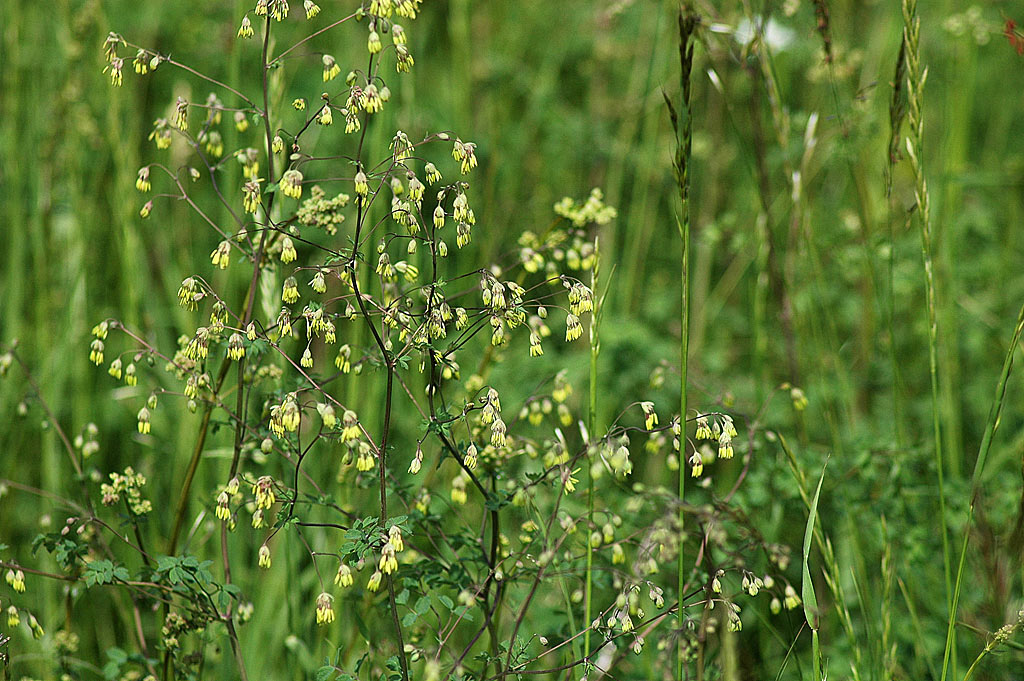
[0,3,818,680]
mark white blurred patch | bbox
[732,18,796,51]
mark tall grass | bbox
[901,0,954,672]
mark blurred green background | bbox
[3,0,1024,678]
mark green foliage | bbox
[82,559,130,587]
[3,1,1024,680]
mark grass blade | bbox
[802,458,828,681]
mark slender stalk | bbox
[902,0,953,666]
[941,300,1024,681]
[663,7,697,680]
[884,40,908,448]
[582,239,600,678]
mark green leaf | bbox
[801,459,828,631]
[85,560,116,586]
[103,647,129,680]
[315,666,337,681]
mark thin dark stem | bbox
[344,53,411,681]
[122,40,253,106]
[274,12,358,61]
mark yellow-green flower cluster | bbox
[378,544,398,574]
[227,333,245,361]
[132,49,157,75]
[370,0,423,19]
[479,387,507,447]
[452,139,478,174]
[279,169,303,200]
[148,118,172,150]
[136,406,152,434]
[317,104,333,126]
[279,236,297,263]
[640,402,658,430]
[255,0,290,22]
[276,308,294,339]
[354,170,369,198]
[564,314,583,342]
[243,178,262,214]
[269,394,300,437]
[367,30,382,54]
[210,240,231,269]
[5,569,26,593]
[27,613,44,639]
[185,327,211,361]
[561,466,580,494]
[316,402,336,429]
[363,83,384,114]
[215,489,231,521]
[258,544,272,569]
[341,409,361,442]
[297,186,350,235]
[554,188,618,227]
[395,44,415,72]
[177,277,202,310]
[104,57,124,87]
[252,476,276,510]
[237,15,254,38]
[282,276,299,304]
[322,54,340,82]
[237,147,260,179]
[315,592,335,625]
[334,344,353,373]
[100,467,152,514]
[607,436,633,477]
[566,281,593,315]
[173,96,188,131]
[390,130,414,163]
[89,338,105,365]
[309,269,327,294]
[334,563,354,587]
[355,442,376,471]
